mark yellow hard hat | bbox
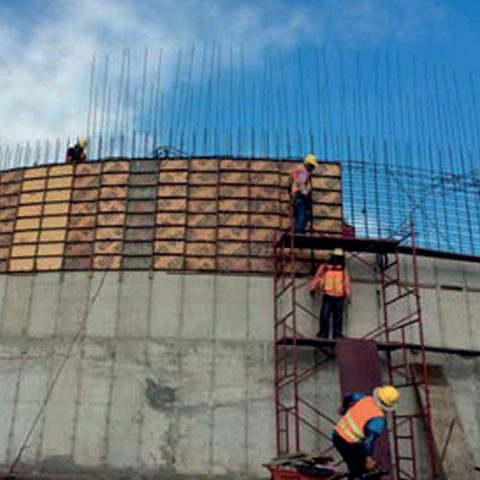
[333,248,344,257]
[304,154,317,168]
[78,137,88,148]
[374,385,400,411]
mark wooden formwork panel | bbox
[154,255,184,270]
[126,200,156,214]
[220,171,249,184]
[17,205,43,220]
[97,213,125,226]
[186,228,216,241]
[16,218,41,230]
[159,159,189,170]
[190,172,217,185]
[93,255,122,270]
[70,202,97,215]
[100,186,128,199]
[1,207,20,221]
[24,167,48,179]
[157,185,187,197]
[217,227,249,241]
[155,227,185,240]
[67,229,95,242]
[159,171,188,183]
[74,176,100,189]
[187,214,216,227]
[158,199,188,211]
[75,163,102,175]
[9,258,35,272]
[42,216,68,229]
[19,192,44,204]
[102,160,129,173]
[0,195,20,208]
[186,242,216,257]
[94,241,123,255]
[14,231,39,244]
[65,243,94,256]
[35,256,63,271]
[11,244,36,258]
[185,257,215,271]
[0,234,12,247]
[39,230,66,242]
[47,177,72,189]
[22,179,46,192]
[64,257,92,270]
[69,215,96,229]
[155,240,185,255]
[0,157,342,274]
[190,159,218,171]
[124,228,155,242]
[37,241,64,256]
[0,221,15,234]
[129,173,158,186]
[72,189,99,201]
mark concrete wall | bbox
[0,254,479,478]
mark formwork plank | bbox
[337,339,392,473]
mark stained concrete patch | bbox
[145,378,175,410]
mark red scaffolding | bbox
[272,225,437,480]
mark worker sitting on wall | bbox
[310,248,350,338]
[290,154,317,234]
[66,137,88,163]
[333,385,399,479]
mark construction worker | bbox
[290,154,317,234]
[66,137,88,163]
[333,386,399,479]
[310,248,350,338]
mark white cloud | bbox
[0,0,318,144]
[0,0,451,145]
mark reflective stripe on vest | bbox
[335,396,384,444]
[322,267,345,297]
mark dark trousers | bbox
[333,432,367,479]
[318,294,345,338]
[293,193,311,234]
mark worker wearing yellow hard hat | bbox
[289,154,317,234]
[66,137,88,164]
[310,247,350,338]
[333,385,400,477]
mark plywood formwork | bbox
[0,157,342,274]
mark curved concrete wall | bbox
[0,254,478,478]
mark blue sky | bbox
[0,0,479,143]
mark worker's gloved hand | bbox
[365,456,378,471]
[309,289,316,298]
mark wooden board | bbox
[0,157,343,273]
[412,364,479,479]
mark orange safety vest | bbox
[311,264,350,297]
[290,165,312,195]
[335,396,384,444]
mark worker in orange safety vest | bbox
[289,154,317,234]
[310,248,350,338]
[333,386,399,479]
